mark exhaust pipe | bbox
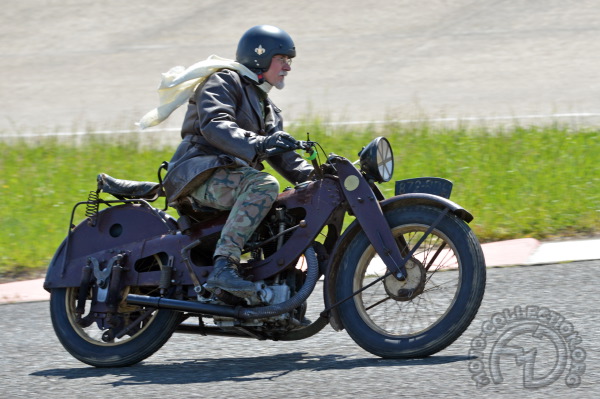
[126,294,241,318]
[126,247,320,320]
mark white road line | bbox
[2,112,599,138]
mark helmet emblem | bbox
[255,45,266,55]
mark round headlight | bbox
[359,137,394,183]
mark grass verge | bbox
[1,121,598,278]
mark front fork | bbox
[333,158,409,279]
[333,158,449,280]
[319,159,450,320]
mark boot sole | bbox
[204,283,256,299]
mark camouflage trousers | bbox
[190,166,279,262]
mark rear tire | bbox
[50,287,181,367]
[335,205,486,358]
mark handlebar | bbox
[296,140,316,151]
[296,140,318,161]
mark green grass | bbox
[1,121,599,277]
[382,122,599,240]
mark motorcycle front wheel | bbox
[335,204,486,358]
[50,286,181,367]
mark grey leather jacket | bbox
[163,69,313,203]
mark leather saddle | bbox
[97,173,225,223]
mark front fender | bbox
[323,193,473,331]
[380,193,473,223]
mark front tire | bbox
[50,287,181,367]
[336,205,486,358]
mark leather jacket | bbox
[163,69,313,203]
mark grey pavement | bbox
[2,0,600,139]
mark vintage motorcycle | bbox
[44,136,486,367]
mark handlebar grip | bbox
[296,140,315,150]
[297,141,317,160]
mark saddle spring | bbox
[85,189,101,226]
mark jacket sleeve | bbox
[195,70,263,164]
[192,70,313,184]
[267,151,314,184]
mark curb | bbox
[0,279,47,305]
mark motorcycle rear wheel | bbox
[50,287,181,367]
[336,205,486,358]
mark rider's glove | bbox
[255,131,299,158]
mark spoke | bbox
[353,223,463,337]
[439,249,459,269]
[425,256,457,285]
[365,295,392,311]
[425,241,446,271]
[395,234,410,257]
[114,308,155,339]
[421,279,456,294]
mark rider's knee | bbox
[244,171,279,197]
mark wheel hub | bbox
[383,257,426,301]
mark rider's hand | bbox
[255,131,299,158]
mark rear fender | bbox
[323,193,473,331]
[44,203,180,291]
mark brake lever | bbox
[296,141,317,161]
[298,140,319,153]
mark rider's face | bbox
[263,55,292,90]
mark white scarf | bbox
[136,55,259,129]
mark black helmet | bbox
[236,25,296,71]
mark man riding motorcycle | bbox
[160,25,313,298]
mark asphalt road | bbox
[2,0,600,138]
[1,261,598,398]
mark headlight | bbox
[359,136,394,183]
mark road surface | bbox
[1,261,598,398]
[2,0,600,139]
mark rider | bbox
[163,25,313,298]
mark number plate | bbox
[395,177,453,199]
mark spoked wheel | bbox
[50,278,181,367]
[336,205,486,358]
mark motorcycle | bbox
[44,136,486,367]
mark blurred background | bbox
[2,0,600,138]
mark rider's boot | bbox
[205,256,256,298]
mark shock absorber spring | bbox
[85,190,100,226]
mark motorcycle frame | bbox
[44,155,473,330]
[45,157,398,283]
